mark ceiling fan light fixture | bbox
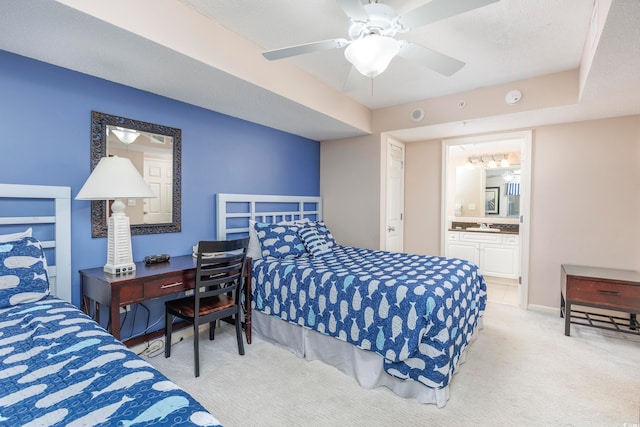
[344,35,400,78]
[111,127,140,144]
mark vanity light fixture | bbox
[466,154,510,169]
[465,156,482,169]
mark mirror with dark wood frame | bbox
[89,111,181,237]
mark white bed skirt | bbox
[252,310,483,407]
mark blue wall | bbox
[0,50,319,339]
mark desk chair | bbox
[164,238,249,377]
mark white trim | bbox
[385,138,405,251]
[0,184,72,303]
[518,132,532,309]
[527,304,559,315]
[441,130,533,309]
[216,193,322,240]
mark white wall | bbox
[528,115,640,307]
[404,115,640,308]
[321,115,640,308]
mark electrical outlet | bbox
[119,305,131,314]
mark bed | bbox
[217,193,487,407]
[0,184,221,427]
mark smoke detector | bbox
[505,89,523,105]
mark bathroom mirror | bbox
[455,166,520,217]
[89,111,181,237]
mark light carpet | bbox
[142,303,640,426]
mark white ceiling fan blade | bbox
[262,38,349,61]
[398,0,500,30]
[397,42,465,76]
[336,0,368,22]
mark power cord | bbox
[139,336,184,358]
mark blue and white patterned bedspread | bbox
[253,246,487,389]
[0,297,221,427]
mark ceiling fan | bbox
[262,0,499,79]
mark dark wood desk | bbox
[80,255,252,345]
[561,264,640,336]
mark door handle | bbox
[388,226,395,232]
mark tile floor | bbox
[485,276,519,306]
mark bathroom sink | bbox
[466,227,501,232]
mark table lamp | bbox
[76,156,156,274]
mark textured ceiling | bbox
[180,0,594,109]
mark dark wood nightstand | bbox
[561,264,640,336]
[80,255,252,345]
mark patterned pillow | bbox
[298,226,333,258]
[248,220,263,260]
[0,237,50,308]
[0,228,32,243]
[253,223,307,259]
[301,221,337,248]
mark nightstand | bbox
[561,264,640,336]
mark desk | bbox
[561,264,640,336]
[80,255,252,344]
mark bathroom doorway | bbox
[442,130,532,308]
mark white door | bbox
[143,157,173,223]
[386,140,404,252]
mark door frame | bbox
[441,130,532,308]
[385,138,405,252]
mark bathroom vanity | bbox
[446,227,520,279]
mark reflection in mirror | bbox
[90,111,181,237]
[485,167,520,217]
[107,126,173,224]
[454,164,521,218]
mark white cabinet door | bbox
[446,236,479,264]
[447,231,519,279]
[447,241,479,265]
[480,244,518,278]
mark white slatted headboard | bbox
[0,184,72,302]
[216,193,322,240]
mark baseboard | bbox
[526,304,558,315]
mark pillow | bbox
[253,222,306,259]
[0,228,32,243]
[301,221,337,248]
[298,226,333,258]
[0,237,50,308]
[248,220,263,260]
[249,218,312,260]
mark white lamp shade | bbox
[76,156,156,201]
[344,35,400,78]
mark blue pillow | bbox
[298,227,333,258]
[0,237,50,308]
[253,223,307,259]
[301,221,337,248]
